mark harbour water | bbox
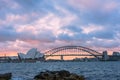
[0,61,120,80]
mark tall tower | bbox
[102,51,109,61]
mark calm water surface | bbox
[0,62,120,80]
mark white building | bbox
[18,48,44,59]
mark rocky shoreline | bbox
[34,70,85,80]
[0,70,85,80]
[0,73,12,80]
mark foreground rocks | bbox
[0,73,12,80]
[34,70,85,80]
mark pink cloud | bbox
[81,24,104,34]
[68,0,101,10]
[102,1,119,12]
[68,0,119,12]
[2,0,20,9]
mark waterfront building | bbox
[108,52,120,61]
[112,52,120,56]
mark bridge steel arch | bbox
[44,46,103,59]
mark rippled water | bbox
[0,62,120,80]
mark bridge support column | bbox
[60,55,64,60]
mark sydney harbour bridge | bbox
[44,45,107,60]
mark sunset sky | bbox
[0,0,120,56]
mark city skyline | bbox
[0,0,120,56]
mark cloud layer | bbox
[0,0,120,55]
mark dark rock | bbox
[69,73,85,80]
[57,70,70,77]
[34,70,85,80]
[0,73,12,80]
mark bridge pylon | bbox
[60,55,64,60]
